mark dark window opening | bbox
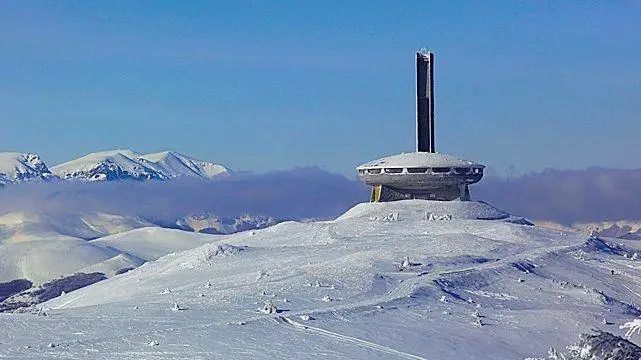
[454,167,470,175]
[384,168,403,174]
[367,168,382,174]
[407,167,428,173]
[432,167,451,173]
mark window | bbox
[367,168,382,174]
[358,169,365,175]
[432,167,451,173]
[384,168,403,174]
[407,167,428,173]
[454,167,470,175]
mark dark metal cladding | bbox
[416,51,435,153]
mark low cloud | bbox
[2,167,640,225]
[0,167,368,222]
[475,168,641,224]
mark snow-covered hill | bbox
[0,211,154,244]
[0,238,141,285]
[89,227,214,261]
[0,152,56,186]
[536,219,641,240]
[176,213,280,234]
[0,211,283,286]
[0,225,216,286]
[3,200,640,359]
[51,149,228,182]
[0,212,215,285]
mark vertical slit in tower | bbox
[416,50,435,153]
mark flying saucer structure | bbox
[357,50,485,202]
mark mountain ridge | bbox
[0,150,228,184]
[0,152,56,186]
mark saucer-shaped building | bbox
[357,51,485,202]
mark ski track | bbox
[275,316,428,360]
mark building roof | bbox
[357,152,484,170]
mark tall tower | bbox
[416,50,435,153]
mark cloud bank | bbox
[475,168,641,224]
[1,167,639,225]
[0,168,368,222]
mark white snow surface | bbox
[0,152,56,186]
[0,211,154,244]
[357,152,483,170]
[89,227,214,261]
[51,149,228,181]
[3,200,641,359]
[0,213,215,284]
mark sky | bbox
[1,1,640,176]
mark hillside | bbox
[0,213,216,285]
[2,200,640,358]
[535,219,641,240]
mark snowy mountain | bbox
[535,219,641,240]
[89,227,214,261]
[0,219,215,286]
[0,211,155,244]
[0,152,56,186]
[176,213,280,234]
[0,211,277,286]
[51,149,228,182]
[0,212,156,285]
[140,151,228,179]
[3,200,641,358]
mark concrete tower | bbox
[416,50,435,153]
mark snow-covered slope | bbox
[0,152,56,186]
[0,211,281,285]
[89,227,215,261]
[0,238,136,285]
[140,151,228,179]
[0,211,154,244]
[0,212,216,285]
[4,200,641,359]
[51,149,228,182]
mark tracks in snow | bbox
[267,242,582,359]
[258,242,584,324]
[275,316,428,360]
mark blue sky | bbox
[1,1,640,176]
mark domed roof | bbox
[357,152,484,169]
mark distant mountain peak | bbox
[51,149,229,182]
[0,152,56,186]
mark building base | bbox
[370,185,471,202]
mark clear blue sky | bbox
[1,1,640,176]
